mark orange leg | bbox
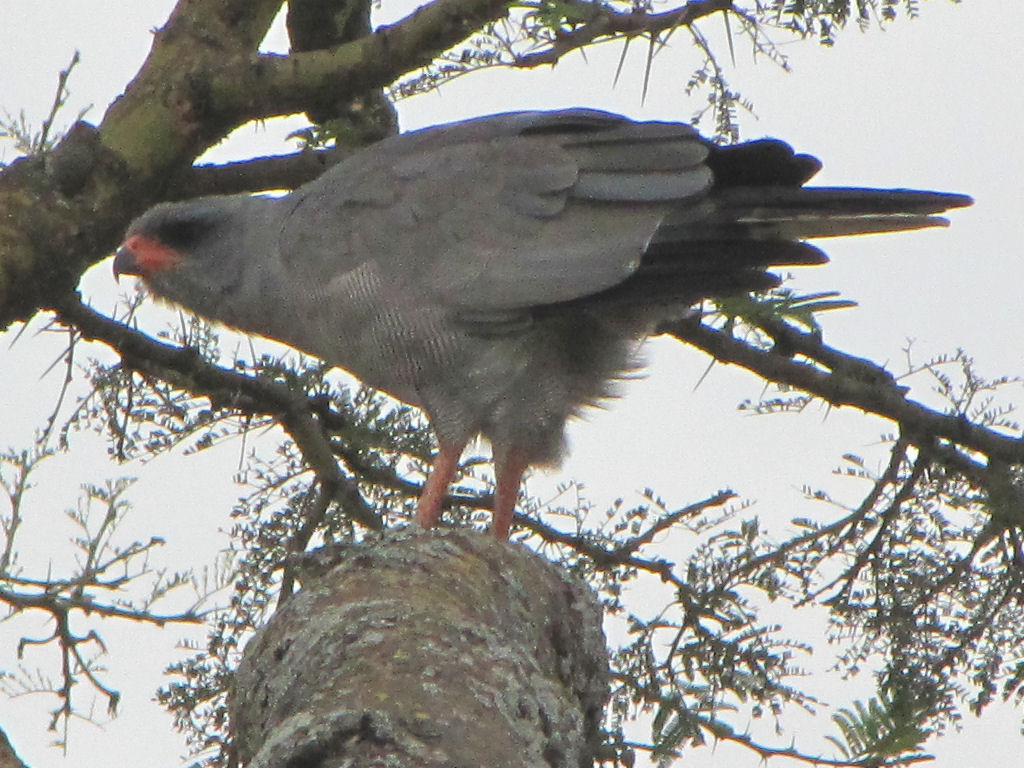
[415,442,464,529]
[492,452,528,540]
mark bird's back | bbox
[268,110,968,467]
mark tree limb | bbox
[1,0,287,329]
[286,0,397,128]
[664,317,1024,466]
[0,122,131,328]
[515,0,735,69]
[245,0,513,120]
[169,148,346,198]
[51,292,384,532]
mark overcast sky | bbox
[1,2,1022,767]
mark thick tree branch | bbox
[168,148,346,198]
[286,0,396,129]
[98,0,283,175]
[231,530,610,768]
[0,123,131,328]
[245,0,512,120]
[1,1,285,329]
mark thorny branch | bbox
[665,315,1024,466]
[695,714,933,767]
[515,0,735,68]
[53,292,384,534]
[57,288,1024,547]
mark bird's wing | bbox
[278,110,713,313]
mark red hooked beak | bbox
[113,235,183,282]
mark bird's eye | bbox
[152,213,220,251]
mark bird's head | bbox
[114,196,280,325]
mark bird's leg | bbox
[415,441,464,530]
[492,452,528,540]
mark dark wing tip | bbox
[937,191,974,210]
[708,139,823,188]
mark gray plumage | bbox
[114,109,971,537]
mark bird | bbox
[113,108,971,539]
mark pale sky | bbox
[1,2,1022,767]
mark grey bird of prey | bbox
[113,109,971,539]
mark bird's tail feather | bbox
[657,186,973,243]
[545,185,970,316]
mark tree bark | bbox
[0,728,27,768]
[230,530,610,768]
